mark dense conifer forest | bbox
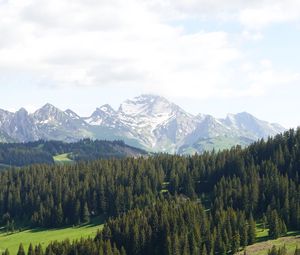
[0,139,146,167]
[1,129,300,254]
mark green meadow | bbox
[0,217,104,254]
[53,153,74,164]
[236,224,300,255]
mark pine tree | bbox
[240,222,248,247]
[279,245,287,255]
[269,210,280,239]
[105,241,113,255]
[165,236,172,255]
[232,232,240,253]
[28,243,35,255]
[120,247,126,255]
[45,244,53,255]
[281,221,287,236]
[98,247,104,255]
[202,244,208,255]
[294,247,300,255]
[2,249,9,255]
[248,215,256,245]
[74,200,81,225]
[268,246,278,255]
[35,244,44,255]
[82,202,90,223]
[56,203,64,226]
[182,235,190,255]
[17,244,26,255]
[99,183,107,215]
[172,234,180,255]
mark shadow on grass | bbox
[256,229,300,244]
[28,215,106,233]
[256,233,269,243]
[0,215,106,235]
[285,231,300,237]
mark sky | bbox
[0,0,299,128]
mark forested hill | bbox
[0,139,147,167]
[0,128,299,255]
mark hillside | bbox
[0,139,147,167]
[0,217,105,255]
[0,128,298,255]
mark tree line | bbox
[0,129,299,254]
[0,139,146,167]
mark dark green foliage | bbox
[268,245,287,255]
[2,128,300,255]
[17,244,26,255]
[49,239,123,255]
[35,244,44,255]
[0,158,165,227]
[2,249,9,255]
[82,202,90,223]
[268,210,287,239]
[0,145,54,166]
[95,198,255,255]
[248,214,256,245]
[0,129,299,230]
[0,139,146,167]
[28,243,35,255]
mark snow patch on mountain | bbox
[0,95,286,153]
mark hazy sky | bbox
[0,0,299,128]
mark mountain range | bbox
[0,95,285,153]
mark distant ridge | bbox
[0,139,147,167]
[0,95,285,153]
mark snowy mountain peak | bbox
[220,112,285,140]
[65,109,81,120]
[33,104,71,127]
[118,94,182,117]
[85,104,117,126]
[34,103,62,117]
[132,94,166,103]
[40,103,59,111]
[235,111,257,120]
[0,95,286,153]
[98,104,116,115]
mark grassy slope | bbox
[53,153,74,164]
[89,126,145,150]
[180,136,253,154]
[236,224,300,255]
[194,136,250,152]
[0,217,104,254]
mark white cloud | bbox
[147,0,300,30]
[239,1,300,30]
[236,59,300,98]
[0,0,299,102]
[241,30,263,41]
[0,0,242,96]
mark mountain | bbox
[0,95,286,153]
[0,108,40,142]
[33,103,91,142]
[117,95,199,152]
